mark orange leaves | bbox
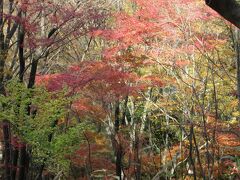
[165,143,189,162]
[94,14,160,49]
[204,115,240,148]
[193,34,228,52]
[36,50,163,101]
[141,154,161,175]
[35,73,62,89]
[90,29,104,37]
[175,60,191,67]
[72,98,106,120]
[140,75,164,87]
[204,114,240,148]
[216,132,240,147]
[36,57,161,120]
[71,131,115,173]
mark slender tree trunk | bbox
[28,58,39,89]
[192,128,205,179]
[6,17,26,180]
[0,4,20,176]
[235,29,240,119]
[134,130,141,180]
[3,120,11,180]
[114,100,123,179]
[164,115,169,179]
[86,134,92,177]
[0,0,5,94]
[121,96,128,125]
[116,144,123,180]
[210,62,219,178]
[11,146,19,180]
[115,100,120,132]
[189,125,196,180]
[18,145,28,180]
[18,23,25,82]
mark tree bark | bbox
[0,0,5,94]
[18,145,28,180]
[134,131,141,180]
[114,100,123,180]
[3,120,11,180]
[115,100,120,132]
[121,96,128,125]
[28,58,39,89]
[18,23,25,82]
[189,125,196,180]
[233,28,240,121]
[116,144,123,180]
[11,144,19,180]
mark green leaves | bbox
[0,80,93,173]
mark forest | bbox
[0,0,239,179]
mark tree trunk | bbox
[0,0,5,94]
[28,58,39,89]
[3,120,11,180]
[121,96,128,125]
[116,144,123,180]
[188,125,196,180]
[114,100,123,179]
[134,130,141,180]
[18,145,28,180]
[114,100,120,132]
[11,145,19,180]
[18,23,25,82]
[235,29,240,118]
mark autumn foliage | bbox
[0,0,240,179]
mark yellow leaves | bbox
[122,0,136,15]
[232,111,240,117]
[230,99,239,109]
[95,135,106,146]
[57,117,65,125]
[158,101,177,108]
[206,114,217,124]
[4,69,13,77]
[229,118,238,125]
[222,49,235,56]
